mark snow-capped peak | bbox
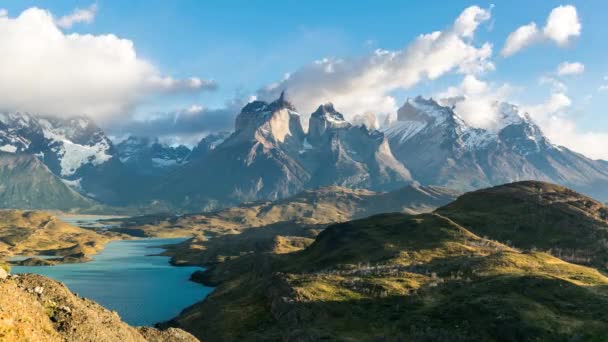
[0,111,114,177]
[385,96,494,150]
[493,102,532,132]
[311,103,349,127]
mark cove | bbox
[11,238,212,326]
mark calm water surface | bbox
[12,238,212,326]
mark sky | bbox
[1,1,608,158]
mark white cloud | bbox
[437,75,514,130]
[556,61,584,76]
[441,74,608,160]
[185,105,204,114]
[259,6,493,120]
[524,94,608,160]
[539,76,567,93]
[55,4,97,29]
[599,85,608,92]
[453,5,492,38]
[519,93,608,160]
[145,76,217,93]
[543,5,582,45]
[523,93,572,120]
[0,9,7,18]
[0,7,214,122]
[501,22,541,57]
[501,5,581,56]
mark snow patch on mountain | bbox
[0,144,17,153]
[57,139,112,176]
[38,119,113,176]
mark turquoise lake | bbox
[11,238,212,326]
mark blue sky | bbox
[0,1,607,157]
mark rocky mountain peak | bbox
[308,103,351,144]
[116,136,190,170]
[233,94,304,147]
[398,96,463,127]
[267,90,297,112]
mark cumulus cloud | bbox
[521,93,608,160]
[258,5,494,120]
[0,7,215,122]
[502,5,581,56]
[437,75,513,130]
[556,61,584,76]
[145,76,217,93]
[55,3,97,29]
[523,93,572,120]
[0,9,7,18]
[539,76,567,93]
[501,22,541,57]
[543,5,582,45]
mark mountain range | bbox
[385,97,608,200]
[0,94,607,211]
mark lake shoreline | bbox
[11,237,214,327]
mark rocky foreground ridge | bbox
[0,273,198,341]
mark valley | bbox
[1,2,606,341]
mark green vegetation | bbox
[115,185,458,266]
[168,181,608,341]
[0,262,9,273]
[437,181,608,269]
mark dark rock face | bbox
[116,136,191,176]
[303,104,412,191]
[384,97,608,200]
[189,132,231,160]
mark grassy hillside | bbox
[0,154,94,211]
[437,180,608,269]
[168,181,608,341]
[114,184,458,266]
[0,210,120,262]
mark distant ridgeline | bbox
[1,94,608,211]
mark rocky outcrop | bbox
[303,103,412,191]
[116,136,191,176]
[0,273,198,341]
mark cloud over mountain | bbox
[258,6,494,120]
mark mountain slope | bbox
[157,94,311,210]
[0,273,198,341]
[116,136,191,176]
[384,97,608,200]
[0,154,93,210]
[437,180,608,269]
[302,103,412,191]
[157,95,411,210]
[113,184,459,266]
[0,112,130,203]
[170,208,608,341]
